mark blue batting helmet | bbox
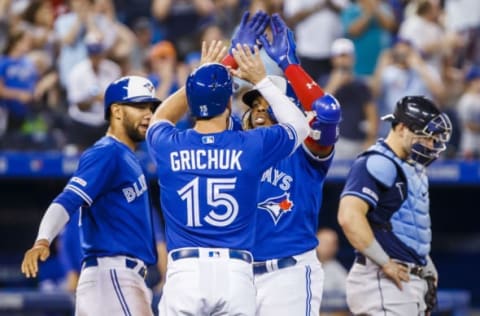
[104,76,161,120]
[186,63,233,118]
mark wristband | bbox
[362,239,390,266]
[221,54,238,69]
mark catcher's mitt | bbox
[424,275,438,313]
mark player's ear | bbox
[110,104,122,120]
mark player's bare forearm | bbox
[338,195,375,251]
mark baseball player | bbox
[242,15,342,315]
[145,38,309,315]
[21,75,160,316]
[338,96,452,315]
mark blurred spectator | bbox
[151,0,215,59]
[112,0,153,29]
[129,17,154,74]
[19,0,58,60]
[321,38,378,159]
[93,0,136,73]
[398,0,456,71]
[0,30,36,135]
[54,0,117,87]
[0,0,11,52]
[210,0,243,38]
[147,40,195,130]
[147,40,179,101]
[0,30,61,149]
[457,66,480,160]
[65,32,121,152]
[341,0,396,77]
[444,0,480,67]
[283,0,349,80]
[371,38,445,136]
[316,228,348,316]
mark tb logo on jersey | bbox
[258,192,294,225]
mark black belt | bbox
[82,257,147,279]
[170,248,253,264]
[253,256,297,275]
[356,254,423,277]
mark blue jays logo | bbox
[143,82,154,93]
[258,192,294,225]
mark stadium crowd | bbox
[0,0,479,159]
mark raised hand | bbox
[200,40,228,65]
[259,14,299,71]
[230,11,269,52]
[230,44,266,85]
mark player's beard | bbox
[123,120,145,143]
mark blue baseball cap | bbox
[104,76,161,119]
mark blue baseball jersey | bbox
[252,146,334,260]
[146,121,299,252]
[340,141,423,264]
[0,56,38,117]
[63,136,157,265]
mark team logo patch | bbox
[143,82,154,94]
[258,192,294,225]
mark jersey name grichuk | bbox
[169,149,243,171]
[122,174,148,203]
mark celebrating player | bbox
[338,96,452,315]
[242,14,342,315]
[145,36,309,314]
[21,75,160,315]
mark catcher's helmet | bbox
[382,95,452,165]
[104,76,161,120]
[186,63,233,118]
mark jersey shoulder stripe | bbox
[65,184,93,205]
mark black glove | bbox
[424,275,438,313]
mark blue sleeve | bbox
[250,124,297,171]
[146,120,176,155]
[64,145,117,206]
[302,144,334,175]
[340,156,384,208]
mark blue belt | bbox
[356,254,423,277]
[82,257,147,279]
[253,256,297,275]
[171,248,252,264]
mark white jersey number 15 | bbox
[177,177,239,227]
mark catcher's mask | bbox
[382,96,452,166]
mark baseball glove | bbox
[424,275,438,313]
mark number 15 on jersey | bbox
[177,177,239,227]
